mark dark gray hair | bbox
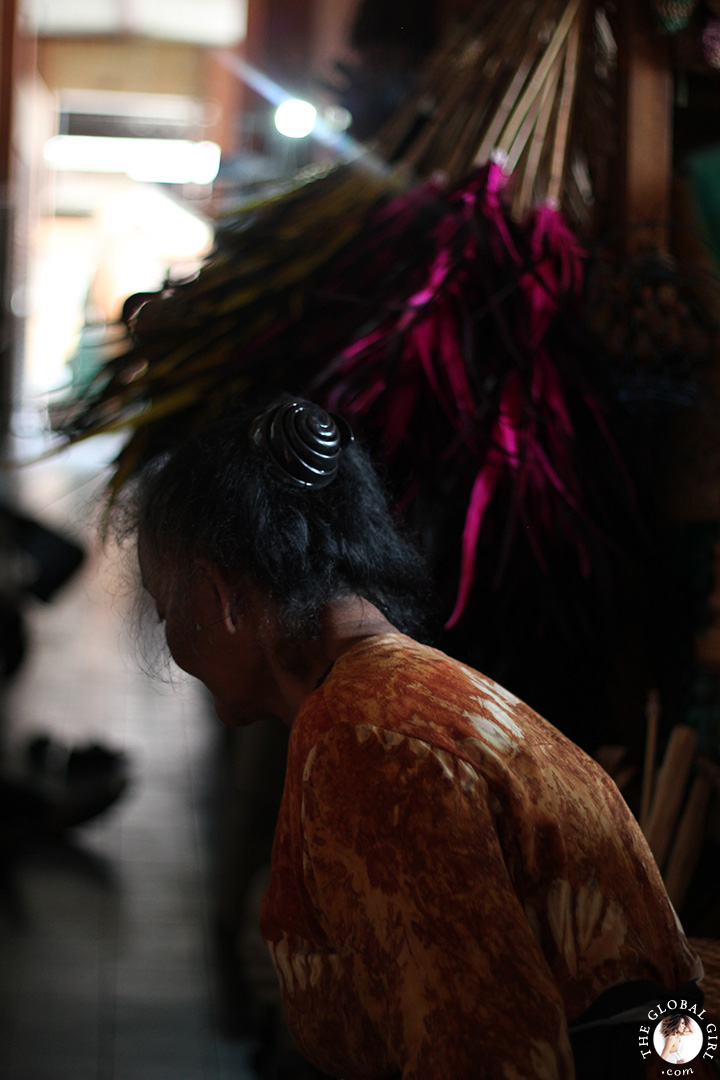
[119,400,430,640]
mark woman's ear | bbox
[194,558,237,634]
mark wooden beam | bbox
[0,0,18,440]
[618,0,673,253]
[0,0,18,186]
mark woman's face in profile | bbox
[137,534,281,727]
[137,534,201,676]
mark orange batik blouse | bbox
[260,634,704,1080]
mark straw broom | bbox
[52,0,613,587]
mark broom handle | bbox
[644,725,697,872]
[470,0,568,171]
[471,58,536,169]
[376,2,516,163]
[497,0,583,156]
[398,2,536,173]
[505,44,565,178]
[640,688,660,831]
[547,0,584,206]
[513,48,564,218]
[663,775,712,911]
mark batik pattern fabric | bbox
[260,634,704,1080]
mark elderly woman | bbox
[130,399,707,1080]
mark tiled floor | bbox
[0,441,259,1080]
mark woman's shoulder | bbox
[315,633,554,760]
[311,633,613,794]
[326,631,491,693]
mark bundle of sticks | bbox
[52,0,598,469]
[48,0,644,634]
[641,694,716,913]
[375,0,589,216]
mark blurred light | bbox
[323,105,352,133]
[217,53,387,175]
[26,0,247,47]
[108,188,214,259]
[274,99,317,139]
[43,136,221,184]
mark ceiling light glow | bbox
[274,99,317,139]
[43,136,221,185]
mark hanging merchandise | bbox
[701,14,720,65]
[582,247,716,415]
[48,0,715,683]
[649,0,700,33]
[308,164,620,634]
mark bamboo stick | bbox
[512,51,563,217]
[664,775,713,912]
[469,0,565,170]
[496,0,582,157]
[644,725,697,872]
[399,3,535,174]
[546,0,584,206]
[473,58,537,170]
[377,2,515,165]
[373,7,491,159]
[505,46,565,178]
[640,688,660,831]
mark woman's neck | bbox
[270,596,399,725]
[322,596,398,659]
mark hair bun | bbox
[249,400,353,488]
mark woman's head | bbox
[660,1015,691,1038]
[124,398,429,646]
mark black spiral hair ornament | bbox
[248,400,354,489]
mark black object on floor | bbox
[0,503,85,603]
